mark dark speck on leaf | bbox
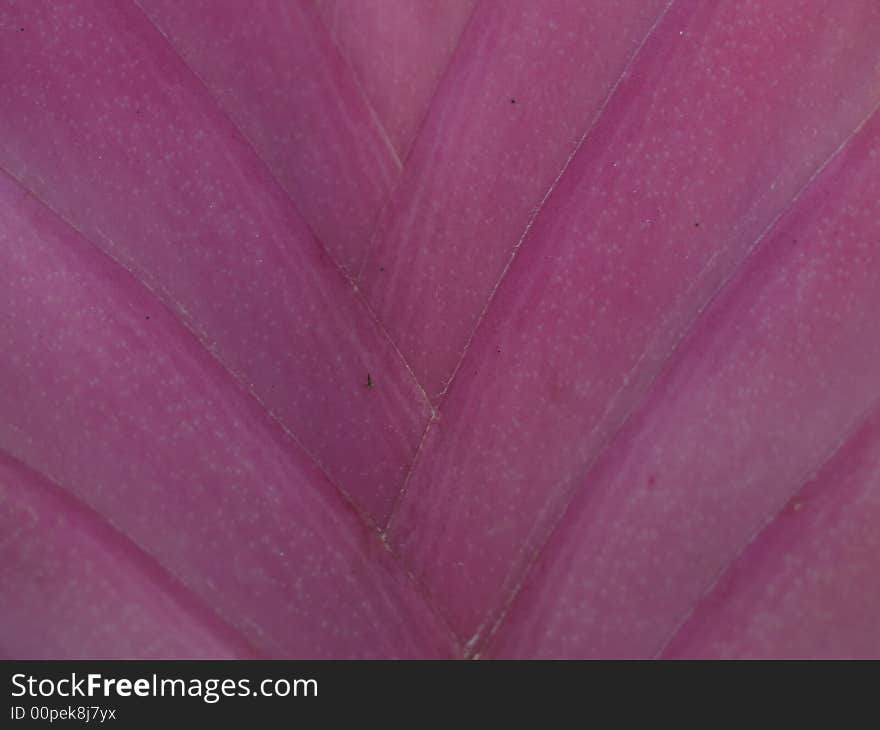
[144,315,150,321]
[510,98,517,104]
[365,373,373,389]
[694,222,700,228]
[378,266,385,272]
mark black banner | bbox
[0,660,862,726]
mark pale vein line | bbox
[473,97,880,658]
[354,0,485,536]
[383,410,438,534]
[315,0,403,170]
[353,0,482,282]
[392,0,482,165]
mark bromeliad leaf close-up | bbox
[1,0,879,659]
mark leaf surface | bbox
[0,452,253,659]
[388,0,880,641]
[315,0,476,158]
[0,0,429,522]
[488,110,880,657]
[0,170,451,658]
[2,0,880,659]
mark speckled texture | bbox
[360,0,671,399]
[0,0,430,523]
[488,110,880,657]
[388,0,880,642]
[2,0,880,659]
[137,0,400,273]
[0,453,253,659]
[0,171,452,658]
[661,405,880,659]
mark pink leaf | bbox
[360,0,671,399]
[2,0,879,658]
[0,0,430,522]
[387,0,880,642]
[488,110,880,657]
[0,171,452,657]
[0,452,253,659]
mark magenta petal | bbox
[0,0,430,521]
[387,0,880,641]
